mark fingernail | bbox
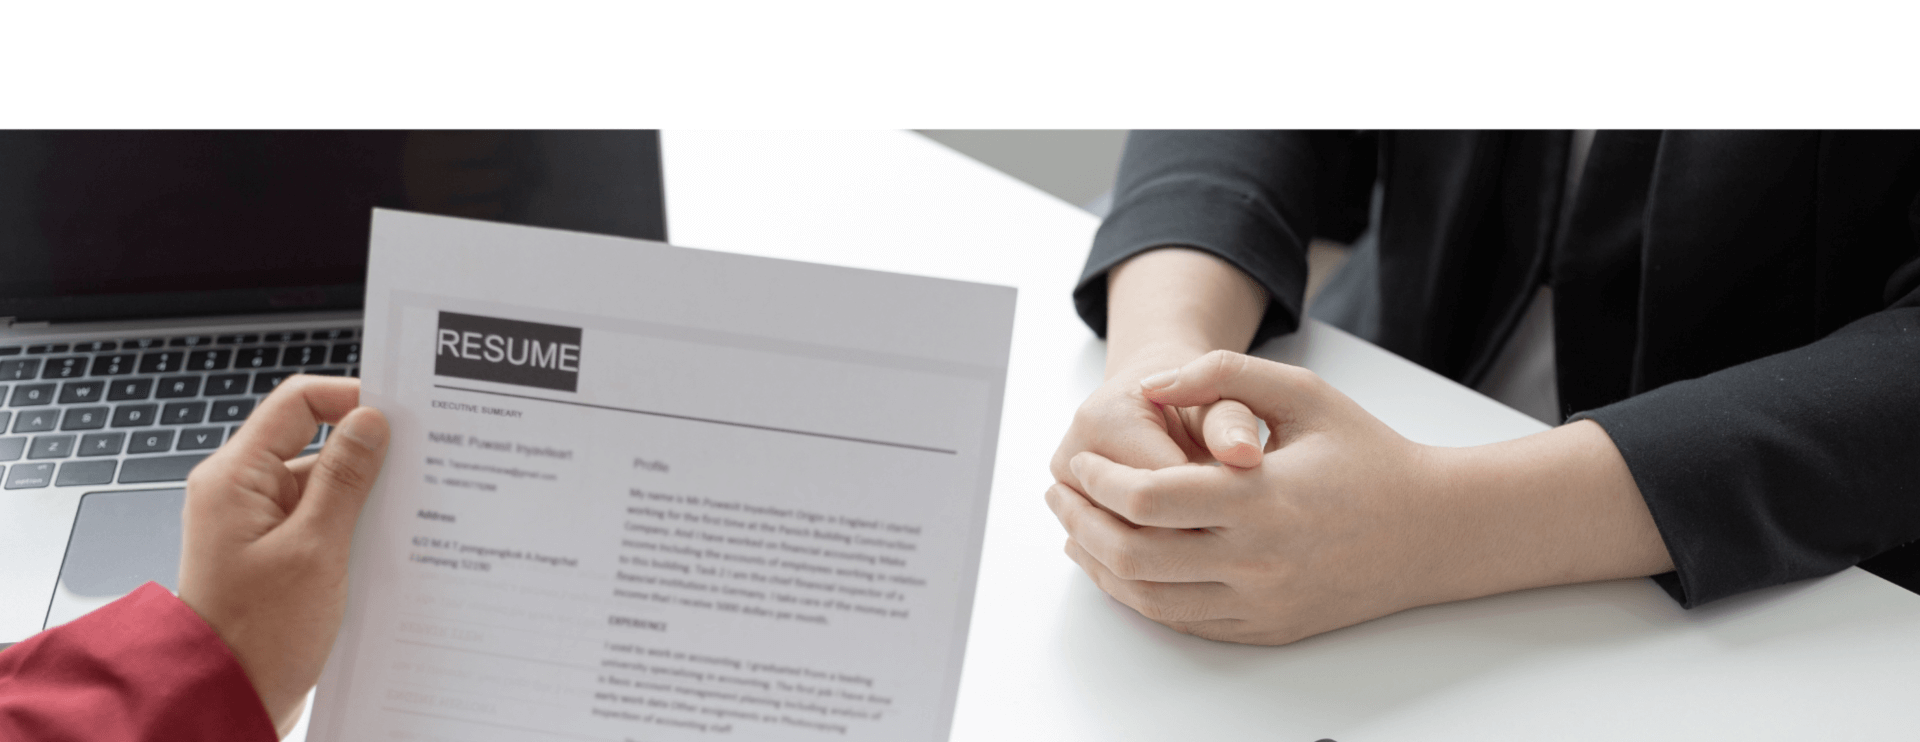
[1139,369,1178,391]
[1068,455,1086,480]
[1228,428,1257,448]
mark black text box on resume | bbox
[433,311,583,392]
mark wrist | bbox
[1423,421,1674,604]
[1104,340,1214,381]
[1409,443,1536,605]
[1103,247,1267,380]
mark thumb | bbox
[290,406,390,546]
[1138,350,1325,430]
[1195,398,1264,468]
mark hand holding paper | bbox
[179,376,389,736]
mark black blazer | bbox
[1075,131,1920,607]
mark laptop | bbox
[0,131,667,644]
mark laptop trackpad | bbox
[44,488,184,629]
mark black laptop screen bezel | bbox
[0,283,370,325]
[0,130,665,324]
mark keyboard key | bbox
[40,356,88,379]
[162,401,208,425]
[252,371,294,394]
[12,409,57,433]
[0,346,19,356]
[113,404,158,427]
[5,462,54,489]
[187,349,232,371]
[79,342,117,358]
[79,432,126,456]
[264,330,307,343]
[139,351,185,374]
[217,334,260,345]
[156,376,202,398]
[118,453,209,483]
[89,353,138,376]
[236,347,280,369]
[206,374,250,396]
[306,368,347,376]
[107,378,154,401]
[170,335,214,348]
[58,381,106,404]
[127,429,175,454]
[56,460,117,486]
[0,437,22,461]
[177,427,225,451]
[10,383,54,406]
[0,411,8,432]
[29,435,74,459]
[25,344,70,354]
[208,398,255,423]
[1,359,43,381]
[283,345,328,367]
[329,343,361,364]
[316,328,356,341]
[60,407,109,431]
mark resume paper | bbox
[311,211,1014,741]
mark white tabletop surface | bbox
[653,130,1920,740]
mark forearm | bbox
[1104,247,1266,378]
[0,583,278,741]
[1576,301,1920,606]
[1426,420,1674,605]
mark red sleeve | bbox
[0,582,279,742]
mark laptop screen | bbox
[0,131,666,323]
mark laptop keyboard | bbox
[0,327,360,490]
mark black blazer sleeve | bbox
[1574,251,1920,607]
[1073,131,1369,348]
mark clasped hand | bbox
[1047,350,1463,646]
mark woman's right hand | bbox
[177,375,391,737]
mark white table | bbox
[653,130,1920,740]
